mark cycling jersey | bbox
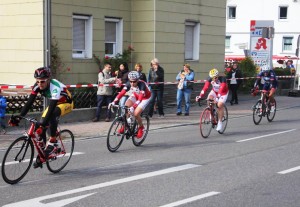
[201,76,229,96]
[116,80,151,101]
[20,79,73,128]
[31,79,72,104]
[254,70,278,90]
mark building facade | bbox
[0,0,226,85]
[225,0,300,69]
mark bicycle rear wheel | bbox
[253,100,263,125]
[107,118,125,152]
[217,105,228,134]
[1,136,34,184]
[47,129,74,173]
[200,108,213,138]
[132,115,150,146]
[267,99,276,122]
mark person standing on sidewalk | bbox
[135,63,147,82]
[176,64,195,116]
[0,92,7,134]
[115,62,130,110]
[147,58,165,118]
[226,62,243,105]
[93,63,118,122]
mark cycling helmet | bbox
[34,67,51,79]
[209,68,219,78]
[128,71,140,81]
[261,65,270,73]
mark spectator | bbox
[115,62,130,109]
[134,63,147,82]
[147,58,165,118]
[92,63,117,122]
[176,64,195,116]
[286,59,296,75]
[0,92,7,134]
[226,62,243,105]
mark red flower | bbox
[128,45,134,51]
[105,56,110,59]
[67,67,71,71]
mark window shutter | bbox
[73,19,85,50]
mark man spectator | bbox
[92,63,117,122]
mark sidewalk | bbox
[1,94,299,149]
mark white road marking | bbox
[3,164,200,207]
[278,166,300,174]
[0,152,84,167]
[159,192,221,207]
[236,129,296,143]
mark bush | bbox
[273,67,291,76]
[238,57,257,92]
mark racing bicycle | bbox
[198,99,228,138]
[107,105,150,152]
[1,115,74,184]
[252,90,276,125]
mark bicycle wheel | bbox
[47,129,74,173]
[107,118,125,152]
[217,105,228,134]
[1,136,34,184]
[253,100,263,125]
[267,99,276,122]
[132,115,150,146]
[200,108,213,138]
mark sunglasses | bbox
[36,79,48,84]
[130,80,137,83]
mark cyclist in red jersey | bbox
[196,68,229,131]
[111,71,151,138]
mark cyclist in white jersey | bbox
[9,67,73,168]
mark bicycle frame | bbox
[207,99,218,125]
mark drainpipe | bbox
[43,0,51,109]
[153,0,156,58]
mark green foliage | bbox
[93,46,134,72]
[273,67,292,76]
[238,57,257,91]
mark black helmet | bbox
[34,67,51,79]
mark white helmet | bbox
[128,71,140,81]
[261,65,270,72]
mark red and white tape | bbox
[0,75,297,89]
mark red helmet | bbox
[34,67,51,79]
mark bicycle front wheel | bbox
[107,118,125,152]
[47,129,74,173]
[132,115,150,146]
[267,99,276,122]
[1,136,34,184]
[253,100,263,125]
[200,108,213,138]
[218,105,228,134]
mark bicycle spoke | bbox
[107,118,124,152]
[200,108,213,138]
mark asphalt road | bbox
[0,102,300,207]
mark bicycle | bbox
[252,90,276,125]
[107,105,150,152]
[1,115,74,184]
[198,99,228,138]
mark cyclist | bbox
[110,71,151,138]
[9,67,73,168]
[195,68,229,131]
[251,65,277,112]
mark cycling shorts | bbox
[42,102,74,118]
[126,95,150,110]
[208,90,229,104]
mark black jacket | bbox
[226,68,243,86]
[148,65,164,90]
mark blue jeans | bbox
[176,88,192,113]
[148,89,164,116]
[119,95,128,115]
[95,95,113,119]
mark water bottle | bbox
[127,116,133,124]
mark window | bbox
[225,36,231,50]
[185,21,200,60]
[228,6,236,19]
[279,6,288,19]
[105,18,123,57]
[283,37,293,51]
[72,15,93,59]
